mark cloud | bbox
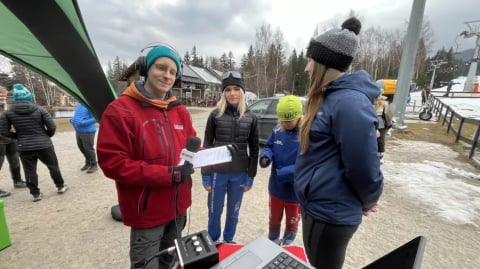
[76,0,480,69]
[426,0,480,52]
[79,0,271,67]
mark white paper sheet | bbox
[179,146,232,168]
[193,146,232,168]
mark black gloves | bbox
[172,162,195,183]
[227,144,239,163]
[227,144,239,154]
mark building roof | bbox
[181,64,201,78]
[189,65,221,84]
[181,64,207,85]
[119,61,223,87]
[211,69,223,79]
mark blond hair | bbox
[215,88,247,119]
[299,62,343,154]
[374,95,388,111]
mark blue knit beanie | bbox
[145,45,182,78]
[12,83,33,101]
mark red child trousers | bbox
[269,193,301,241]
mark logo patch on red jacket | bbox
[174,124,184,130]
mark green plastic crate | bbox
[0,199,12,250]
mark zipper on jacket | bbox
[163,110,176,167]
[139,116,170,213]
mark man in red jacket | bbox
[97,44,197,269]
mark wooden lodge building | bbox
[119,61,223,107]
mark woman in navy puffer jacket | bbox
[295,17,384,269]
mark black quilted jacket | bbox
[0,101,56,151]
[201,106,259,177]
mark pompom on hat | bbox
[276,95,303,122]
[145,45,182,78]
[306,17,361,71]
[12,83,33,101]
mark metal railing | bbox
[428,93,480,159]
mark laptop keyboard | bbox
[262,252,311,269]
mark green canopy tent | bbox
[0,0,117,120]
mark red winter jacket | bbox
[97,83,196,228]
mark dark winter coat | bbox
[294,70,384,225]
[0,100,55,151]
[201,106,259,178]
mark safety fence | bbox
[428,93,480,159]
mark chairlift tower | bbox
[460,20,480,92]
[428,60,447,90]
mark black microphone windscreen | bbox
[186,137,201,153]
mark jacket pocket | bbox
[138,187,151,214]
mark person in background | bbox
[294,17,384,269]
[444,80,460,97]
[0,83,68,202]
[201,71,259,244]
[96,44,196,269]
[259,95,302,246]
[70,103,98,173]
[374,90,392,164]
[0,139,27,198]
[0,86,27,198]
[421,86,430,105]
[423,82,432,104]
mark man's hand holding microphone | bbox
[172,137,201,184]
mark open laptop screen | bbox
[362,236,427,269]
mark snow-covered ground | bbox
[382,139,480,226]
[428,76,480,120]
[387,76,480,226]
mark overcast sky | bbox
[76,0,480,68]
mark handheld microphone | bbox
[174,137,201,183]
[181,137,201,163]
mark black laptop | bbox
[362,236,427,269]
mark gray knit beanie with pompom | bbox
[306,17,361,71]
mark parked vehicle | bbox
[376,79,397,101]
[376,79,417,103]
[248,96,307,144]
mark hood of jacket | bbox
[327,70,380,104]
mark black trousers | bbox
[302,211,359,269]
[75,132,97,166]
[130,213,187,269]
[0,140,22,181]
[377,128,387,153]
[19,146,65,195]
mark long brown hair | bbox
[299,61,344,154]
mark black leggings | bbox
[377,128,387,153]
[302,211,359,269]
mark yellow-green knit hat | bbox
[276,95,303,121]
